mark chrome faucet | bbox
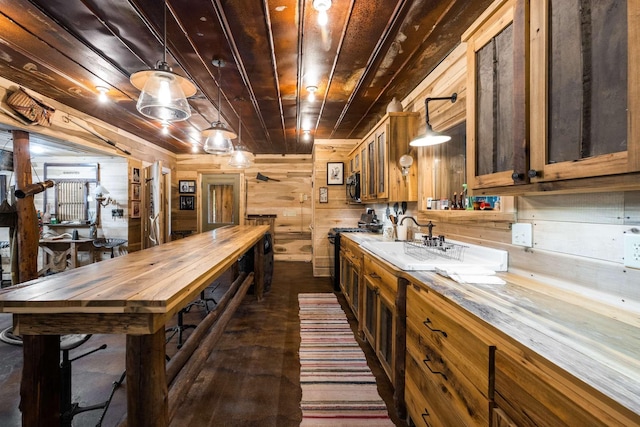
[399,217,436,239]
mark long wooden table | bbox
[0,225,269,427]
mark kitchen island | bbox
[341,232,640,426]
[0,225,270,427]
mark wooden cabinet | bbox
[405,281,493,426]
[463,0,640,194]
[339,236,362,323]
[362,254,399,382]
[492,344,638,427]
[349,112,419,202]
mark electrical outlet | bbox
[512,223,533,247]
[623,233,640,269]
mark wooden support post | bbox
[126,328,168,427]
[14,130,60,425]
[20,335,61,427]
[13,130,39,283]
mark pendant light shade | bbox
[203,58,236,155]
[202,122,236,155]
[131,62,196,122]
[228,97,254,168]
[410,93,457,147]
[130,1,196,122]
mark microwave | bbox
[346,172,361,203]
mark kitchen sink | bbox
[360,239,508,271]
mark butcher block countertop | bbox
[342,232,640,417]
[0,225,270,333]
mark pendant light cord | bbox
[163,1,167,64]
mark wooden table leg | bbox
[254,236,265,301]
[126,328,168,427]
[20,334,61,427]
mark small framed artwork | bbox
[131,183,141,200]
[319,186,328,203]
[132,167,140,183]
[131,200,141,218]
[327,162,344,185]
[179,180,196,194]
[180,195,195,210]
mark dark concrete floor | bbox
[0,262,406,426]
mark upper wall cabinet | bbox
[463,0,640,194]
[349,112,419,203]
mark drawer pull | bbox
[423,356,448,381]
[369,272,381,279]
[421,408,432,426]
[423,318,447,337]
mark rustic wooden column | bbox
[14,130,61,426]
[13,130,39,283]
[126,327,169,427]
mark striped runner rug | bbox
[299,293,394,426]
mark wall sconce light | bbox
[399,154,414,177]
[410,93,457,147]
[95,185,114,207]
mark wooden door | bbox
[201,174,240,232]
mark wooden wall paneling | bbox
[174,154,313,261]
[312,141,362,277]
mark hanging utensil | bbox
[401,201,407,216]
[393,202,399,217]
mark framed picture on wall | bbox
[319,186,328,203]
[327,162,344,185]
[131,183,140,200]
[179,195,195,210]
[132,167,140,183]
[131,200,140,218]
[179,180,196,194]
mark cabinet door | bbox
[464,0,522,189]
[376,130,389,199]
[366,139,376,198]
[360,144,369,200]
[362,277,377,346]
[377,293,395,378]
[529,0,640,181]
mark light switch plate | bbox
[512,223,533,247]
[623,233,640,269]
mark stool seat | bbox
[60,334,91,351]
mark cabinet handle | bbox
[369,272,381,279]
[528,169,540,178]
[423,355,448,381]
[511,172,524,182]
[421,408,432,426]
[423,318,447,337]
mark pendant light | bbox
[202,59,237,155]
[410,93,458,147]
[130,1,196,122]
[229,97,255,168]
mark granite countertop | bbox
[341,232,640,416]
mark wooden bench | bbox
[0,225,269,427]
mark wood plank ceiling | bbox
[0,0,493,155]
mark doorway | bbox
[201,174,241,232]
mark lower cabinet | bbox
[339,238,362,322]
[405,282,493,426]
[362,255,398,383]
[493,346,638,427]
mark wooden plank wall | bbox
[312,141,363,277]
[174,154,314,261]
